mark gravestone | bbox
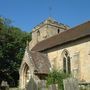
[63,78,79,90]
[41,80,46,90]
[1,81,9,90]
[48,84,58,90]
[26,77,38,90]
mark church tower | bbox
[29,17,70,50]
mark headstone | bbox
[41,80,46,90]
[87,84,90,90]
[49,84,58,90]
[79,82,90,90]
[1,81,9,90]
[26,77,38,90]
[63,78,79,90]
[37,82,42,90]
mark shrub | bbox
[46,69,70,90]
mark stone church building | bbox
[19,17,90,89]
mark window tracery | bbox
[62,50,71,74]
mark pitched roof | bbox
[29,51,51,74]
[32,21,90,51]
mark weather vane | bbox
[49,0,52,17]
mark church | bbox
[19,17,90,89]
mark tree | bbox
[0,17,32,87]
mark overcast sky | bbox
[0,0,90,32]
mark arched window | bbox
[62,50,71,74]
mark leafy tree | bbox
[0,17,32,87]
[46,69,69,90]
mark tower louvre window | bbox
[57,29,60,33]
[37,30,40,36]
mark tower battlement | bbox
[29,17,70,50]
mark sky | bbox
[0,0,90,32]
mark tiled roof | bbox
[32,21,90,51]
[29,51,51,74]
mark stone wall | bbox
[29,18,69,50]
[46,37,90,82]
[19,47,40,90]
